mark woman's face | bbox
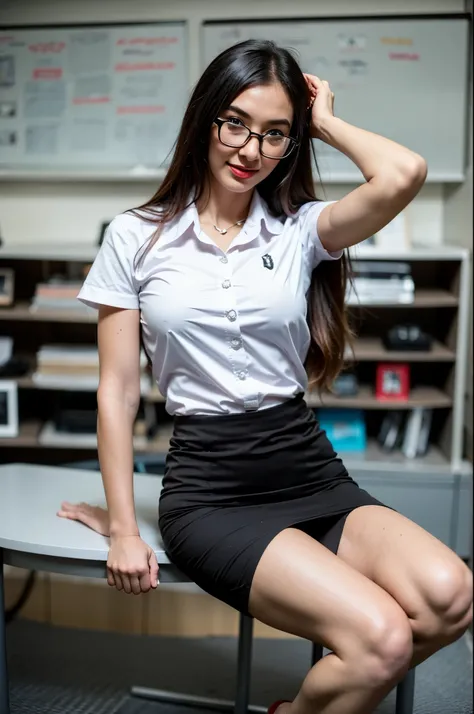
[208,82,294,195]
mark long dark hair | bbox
[128,39,352,391]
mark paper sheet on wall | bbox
[202,17,469,182]
[0,22,188,170]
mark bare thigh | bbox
[248,526,411,660]
[336,506,472,636]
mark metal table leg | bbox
[0,550,11,714]
[395,669,416,714]
[234,614,253,714]
[131,613,265,714]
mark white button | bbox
[231,338,242,350]
[222,279,231,289]
[238,371,246,380]
[220,256,228,264]
[226,310,237,322]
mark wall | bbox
[0,0,464,249]
[1,0,472,637]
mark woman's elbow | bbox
[97,380,141,415]
[379,155,427,205]
[397,154,428,194]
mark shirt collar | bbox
[167,199,200,242]
[241,190,285,241]
[165,190,285,246]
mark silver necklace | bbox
[212,218,246,235]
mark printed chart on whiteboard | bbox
[202,17,469,182]
[0,22,188,172]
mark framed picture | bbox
[0,268,14,306]
[376,363,410,402]
[0,380,18,437]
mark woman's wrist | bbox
[311,114,341,142]
[109,522,140,539]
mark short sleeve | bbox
[77,215,141,310]
[298,200,342,270]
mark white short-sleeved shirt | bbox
[78,190,340,416]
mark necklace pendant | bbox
[214,225,227,235]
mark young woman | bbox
[58,40,472,714]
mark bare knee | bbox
[423,560,473,638]
[355,607,413,686]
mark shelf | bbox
[347,338,455,362]
[0,424,451,474]
[0,288,459,325]
[16,373,152,394]
[0,168,465,184]
[0,243,468,264]
[0,420,170,454]
[0,243,98,262]
[13,338,455,394]
[92,384,452,410]
[348,245,469,261]
[13,380,454,411]
[0,303,97,323]
[307,386,452,410]
[0,167,167,182]
[0,420,42,447]
[348,289,458,308]
[340,440,450,474]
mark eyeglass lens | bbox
[220,121,293,158]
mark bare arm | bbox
[304,75,427,252]
[96,305,142,539]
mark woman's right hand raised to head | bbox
[57,501,159,594]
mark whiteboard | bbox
[202,16,470,182]
[0,22,188,172]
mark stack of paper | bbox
[346,261,415,305]
[32,344,150,391]
[29,279,89,314]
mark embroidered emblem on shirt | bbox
[262,254,274,270]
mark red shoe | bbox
[268,700,290,714]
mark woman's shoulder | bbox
[259,195,330,228]
[290,199,332,219]
[111,207,162,230]
[105,208,163,249]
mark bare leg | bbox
[249,527,413,714]
[336,506,473,669]
[57,502,110,536]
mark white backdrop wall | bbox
[0,0,467,247]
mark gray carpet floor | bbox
[5,620,473,714]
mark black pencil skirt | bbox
[158,393,387,615]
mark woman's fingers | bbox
[119,572,131,593]
[139,572,152,593]
[105,539,159,595]
[58,501,77,515]
[57,505,96,531]
[130,575,142,595]
[57,509,75,520]
[148,550,160,589]
[57,501,110,536]
[112,571,124,591]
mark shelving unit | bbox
[0,244,469,465]
[0,243,471,556]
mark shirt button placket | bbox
[218,253,249,393]
[220,252,235,321]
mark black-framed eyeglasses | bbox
[213,117,299,160]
